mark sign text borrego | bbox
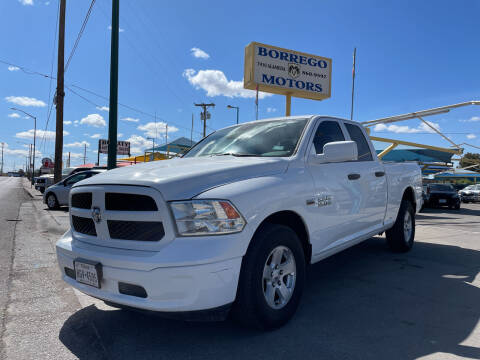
[244,42,332,100]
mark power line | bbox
[64,0,96,73]
[0,58,203,136]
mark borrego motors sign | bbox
[244,42,332,100]
[98,139,130,156]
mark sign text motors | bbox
[244,42,332,101]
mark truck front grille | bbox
[71,192,92,209]
[107,220,164,241]
[72,215,97,236]
[105,193,158,211]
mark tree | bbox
[459,152,480,171]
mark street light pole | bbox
[11,108,36,186]
[227,105,239,124]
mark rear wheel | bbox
[232,224,306,330]
[386,200,415,253]
[46,193,59,210]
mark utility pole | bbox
[147,137,155,161]
[83,144,86,165]
[28,144,32,181]
[165,124,168,157]
[0,142,3,175]
[54,0,66,183]
[190,114,193,146]
[350,47,356,121]
[194,103,215,138]
[107,0,120,169]
[68,151,71,168]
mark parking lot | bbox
[1,177,480,360]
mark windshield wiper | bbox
[211,152,261,157]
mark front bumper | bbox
[56,231,242,313]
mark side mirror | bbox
[310,141,358,164]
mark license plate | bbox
[74,259,102,288]
[439,199,447,204]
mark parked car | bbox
[44,170,106,209]
[424,183,461,209]
[55,116,422,329]
[458,184,480,203]
[34,174,54,193]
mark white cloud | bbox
[64,120,72,125]
[68,152,84,159]
[137,122,178,138]
[266,107,277,113]
[3,143,41,157]
[108,25,124,32]
[183,69,272,99]
[125,134,152,154]
[461,116,480,122]
[90,133,101,139]
[64,141,90,148]
[80,113,106,127]
[373,121,441,134]
[5,96,46,107]
[18,0,34,5]
[15,129,69,140]
[8,113,21,118]
[190,47,210,59]
[121,117,139,123]
[118,133,124,139]
[466,134,477,140]
[8,66,20,71]
[96,106,109,112]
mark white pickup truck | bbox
[56,116,422,329]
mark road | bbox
[0,177,29,360]
[1,178,480,359]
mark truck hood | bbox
[75,156,289,200]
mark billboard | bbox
[98,139,130,156]
[244,42,332,101]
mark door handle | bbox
[348,173,361,180]
[375,171,385,177]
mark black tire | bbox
[46,193,59,210]
[386,200,415,253]
[232,224,306,330]
[455,202,461,210]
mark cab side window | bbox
[313,121,345,154]
[345,123,373,161]
[65,172,89,186]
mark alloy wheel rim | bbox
[404,211,412,242]
[262,245,296,310]
[47,195,56,208]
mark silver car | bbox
[43,170,106,209]
[459,184,480,203]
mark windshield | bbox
[62,167,75,176]
[429,184,454,191]
[184,119,308,158]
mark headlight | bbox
[170,200,246,236]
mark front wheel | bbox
[232,224,306,330]
[46,193,59,210]
[386,200,415,253]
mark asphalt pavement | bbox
[1,178,480,360]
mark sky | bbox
[0,0,479,171]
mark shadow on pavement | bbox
[59,238,480,360]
